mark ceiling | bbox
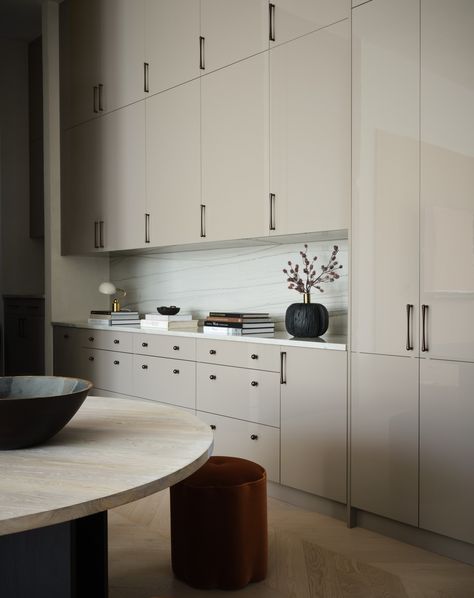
[0,0,43,42]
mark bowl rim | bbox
[0,376,93,402]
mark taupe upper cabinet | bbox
[144,0,200,95]
[269,0,349,47]
[200,0,268,73]
[269,19,350,236]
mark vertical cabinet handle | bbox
[406,304,414,351]
[200,204,206,238]
[99,221,105,248]
[98,83,104,112]
[145,213,150,244]
[199,36,205,70]
[93,85,99,113]
[144,62,149,93]
[269,193,276,231]
[421,304,429,352]
[94,221,99,248]
[280,351,287,384]
[269,3,276,42]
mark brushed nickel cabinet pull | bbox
[144,62,149,93]
[93,85,99,113]
[98,83,104,111]
[406,304,414,351]
[145,213,150,243]
[199,36,205,70]
[269,3,276,41]
[99,221,105,248]
[269,193,276,231]
[94,221,99,248]
[200,204,206,238]
[421,304,429,352]
[280,351,287,384]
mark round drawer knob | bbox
[251,381,258,387]
[88,336,94,342]
[173,369,180,374]
[251,353,258,360]
[113,339,119,344]
[142,364,148,370]
[88,356,94,362]
[209,349,216,355]
[64,334,69,339]
[113,360,120,365]
[250,434,258,441]
[210,424,216,430]
[209,375,216,380]
[142,342,148,348]
[173,345,179,351]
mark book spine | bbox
[208,312,269,318]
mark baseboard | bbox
[267,482,347,522]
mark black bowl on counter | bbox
[0,376,92,450]
[157,306,180,315]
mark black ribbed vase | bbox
[285,294,329,338]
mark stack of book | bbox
[88,311,140,326]
[140,313,199,330]
[203,312,275,336]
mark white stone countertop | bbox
[52,321,347,351]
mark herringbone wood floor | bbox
[109,491,474,598]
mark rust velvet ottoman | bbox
[169,456,268,590]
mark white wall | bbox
[111,240,348,334]
[0,38,44,296]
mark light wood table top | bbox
[0,397,213,536]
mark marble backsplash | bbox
[110,240,348,334]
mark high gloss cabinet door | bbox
[281,347,347,503]
[269,0,349,47]
[145,0,200,95]
[201,53,269,241]
[420,359,474,545]
[351,353,419,526]
[351,0,420,356]
[201,0,268,73]
[146,80,201,246]
[270,20,350,236]
[420,0,474,362]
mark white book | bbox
[144,313,192,321]
[140,320,199,329]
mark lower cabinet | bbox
[351,353,419,526]
[281,347,347,503]
[53,326,82,377]
[78,347,133,396]
[420,359,474,545]
[197,411,280,482]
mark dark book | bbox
[90,310,138,316]
[206,316,271,324]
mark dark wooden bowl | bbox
[157,306,180,315]
[0,376,93,450]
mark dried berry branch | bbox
[282,244,343,294]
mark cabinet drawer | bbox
[132,355,195,410]
[79,348,133,396]
[196,338,280,371]
[197,363,280,427]
[134,333,195,361]
[197,411,280,482]
[79,329,133,353]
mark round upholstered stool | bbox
[170,456,268,590]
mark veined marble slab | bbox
[0,397,213,536]
[110,241,348,336]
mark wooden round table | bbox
[0,397,213,598]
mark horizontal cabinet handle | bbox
[113,339,119,344]
[141,364,148,370]
[210,424,216,430]
[209,375,216,380]
[142,342,148,348]
[113,360,120,365]
[251,381,258,387]
[173,369,180,374]
[250,434,258,441]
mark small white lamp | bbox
[99,282,127,312]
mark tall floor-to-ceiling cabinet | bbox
[352,0,474,544]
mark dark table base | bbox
[0,511,108,598]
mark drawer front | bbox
[132,355,195,410]
[79,329,133,353]
[197,363,280,427]
[79,348,133,395]
[196,338,281,371]
[197,411,280,482]
[134,333,196,361]
[53,326,81,377]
